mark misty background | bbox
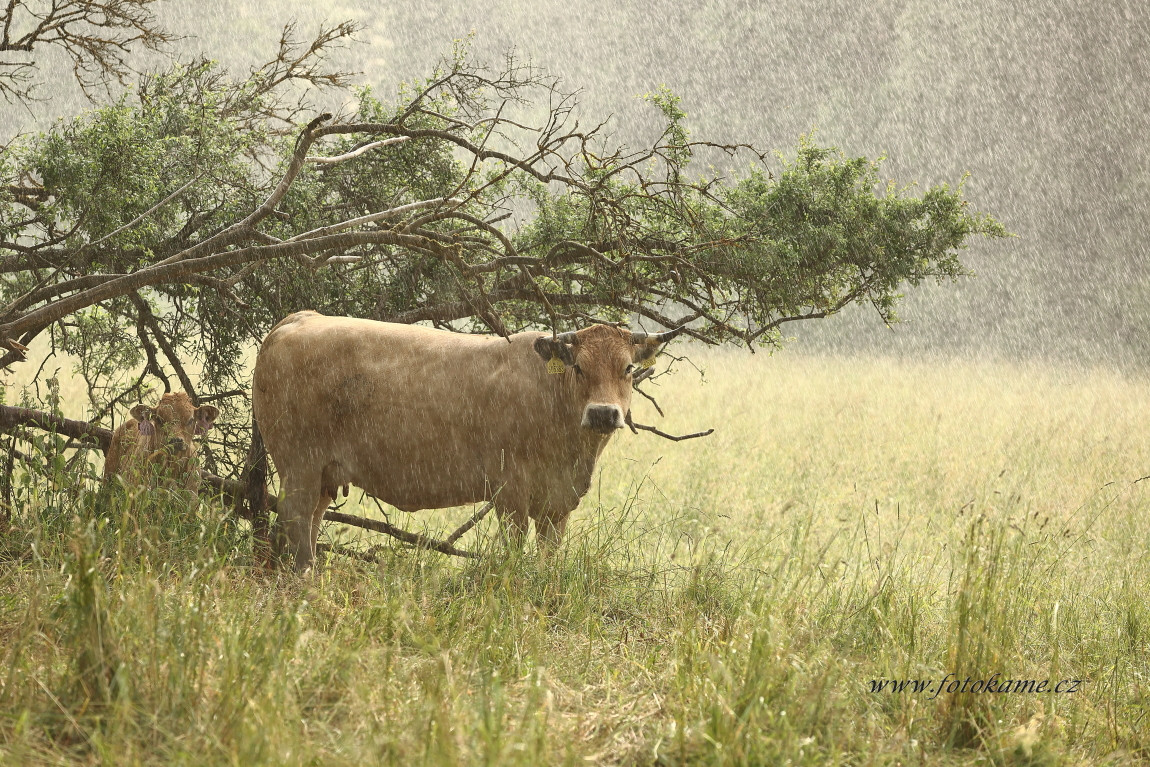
[6,0,1148,367]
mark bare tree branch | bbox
[324,509,481,559]
[625,410,713,442]
[0,0,174,103]
[129,292,196,401]
[306,136,409,164]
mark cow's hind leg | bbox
[275,467,323,572]
[309,463,348,560]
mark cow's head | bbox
[534,324,685,434]
[130,392,219,459]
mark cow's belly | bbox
[332,426,522,512]
[368,486,487,513]
[352,452,497,512]
[334,431,593,515]
[260,392,541,511]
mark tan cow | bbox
[104,392,219,492]
[252,311,682,570]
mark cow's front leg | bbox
[536,510,569,554]
[496,506,530,552]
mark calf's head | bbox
[534,324,685,434]
[130,392,219,461]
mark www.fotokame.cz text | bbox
[869,674,1084,700]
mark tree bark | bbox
[241,417,271,551]
[0,436,12,532]
[0,405,112,451]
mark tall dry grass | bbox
[1,349,1148,765]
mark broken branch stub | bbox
[624,410,714,442]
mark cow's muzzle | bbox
[582,404,624,433]
[167,437,186,454]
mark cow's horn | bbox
[631,325,686,344]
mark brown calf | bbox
[104,392,219,492]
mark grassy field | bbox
[1,350,1149,765]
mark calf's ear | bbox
[533,337,576,367]
[131,405,156,436]
[194,405,220,435]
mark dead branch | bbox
[632,382,664,417]
[317,542,383,565]
[625,410,713,442]
[632,367,655,385]
[323,509,480,559]
[0,404,112,450]
[80,175,202,254]
[0,0,173,103]
[132,297,170,392]
[252,21,361,98]
[198,389,247,404]
[130,293,197,402]
[307,136,409,164]
[285,197,456,243]
[444,499,495,545]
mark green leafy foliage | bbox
[0,31,1005,480]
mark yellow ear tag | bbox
[639,355,657,369]
[547,355,566,374]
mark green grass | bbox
[2,351,1150,765]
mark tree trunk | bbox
[0,436,12,532]
[242,417,271,555]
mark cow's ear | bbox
[632,337,662,366]
[534,336,576,367]
[194,405,220,435]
